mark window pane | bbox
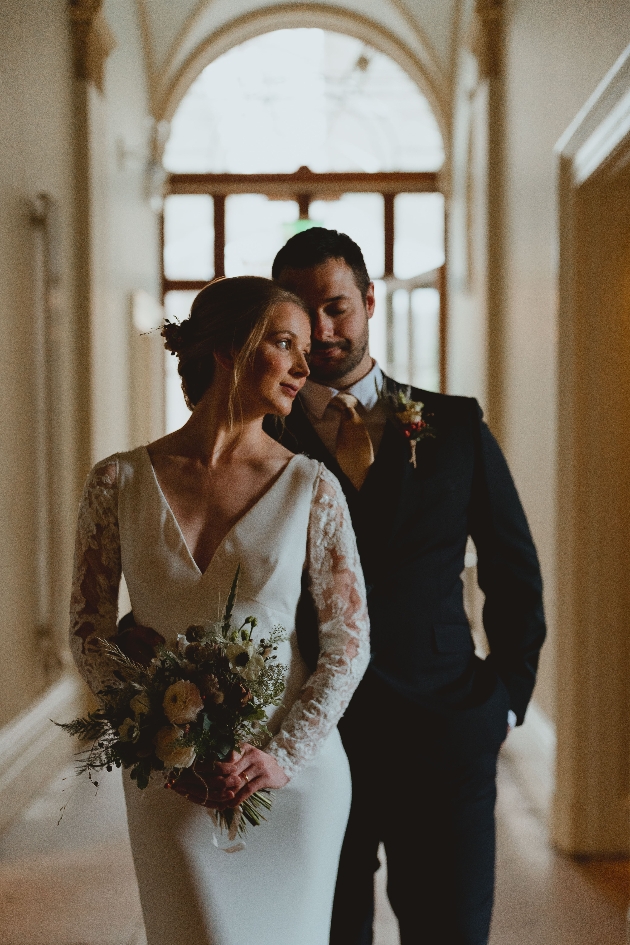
[309,194,384,278]
[410,288,440,392]
[394,193,445,279]
[164,29,444,174]
[164,291,196,432]
[386,287,441,390]
[391,288,410,383]
[163,195,214,281]
[225,196,298,277]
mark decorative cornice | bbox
[470,0,505,79]
[68,0,116,92]
[134,0,159,117]
[555,43,630,186]
[384,0,444,96]
[166,0,218,81]
[449,0,465,90]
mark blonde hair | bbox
[162,276,307,425]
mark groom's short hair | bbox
[272,227,371,300]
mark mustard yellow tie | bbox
[329,392,375,490]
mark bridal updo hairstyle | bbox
[161,276,307,417]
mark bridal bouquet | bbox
[58,567,286,841]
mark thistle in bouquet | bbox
[57,566,287,841]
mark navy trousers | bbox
[330,670,509,945]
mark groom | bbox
[269,228,546,945]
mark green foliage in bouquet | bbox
[57,567,286,836]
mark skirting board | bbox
[0,673,84,834]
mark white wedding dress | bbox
[69,447,370,945]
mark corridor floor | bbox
[0,724,627,945]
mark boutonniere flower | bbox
[379,384,435,468]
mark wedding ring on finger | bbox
[242,772,249,784]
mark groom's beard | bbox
[308,332,369,386]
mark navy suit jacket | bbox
[266,376,546,724]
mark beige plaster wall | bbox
[0,1,78,727]
[501,0,629,723]
[90,0,163,464]
[0,0,162,731]
[449,1,629,726]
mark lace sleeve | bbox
[266,466,370,779]
[69,457,122,696]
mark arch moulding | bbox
[155,4,450,163]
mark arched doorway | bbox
[159,28,446,431]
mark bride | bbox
[69,276,370,945]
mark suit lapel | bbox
[361,377,440,549]
[356,417,413,573]
[278,379,436,582]
[360,418,408,506]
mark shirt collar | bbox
[301,362,384,420]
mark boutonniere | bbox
[378,383,435,468]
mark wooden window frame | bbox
[161,167,446,391]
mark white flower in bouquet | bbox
[225,641,254,663]
[162,679,204,724]
[130,692,151,719]
[240,654,265,681]
[154,725,196,768]
[226,641,266,680]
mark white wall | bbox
[0,0,77,725]
[449,0,629,725]
[501,0,629,721]
[0,0,163,735]
[90,0,163,463]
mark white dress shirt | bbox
[300,361,389,456]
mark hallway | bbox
[1,3,630,944]
[0,719,626,945]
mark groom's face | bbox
[275,257,374,388]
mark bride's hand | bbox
[166,747,288,808]
[210,744,289,808]
[198,744,289,810]
[166,756,241,808]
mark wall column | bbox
[476,0,507,442]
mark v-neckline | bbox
[143,446,299,578]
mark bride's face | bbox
[245,302,311,416]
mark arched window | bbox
[162,29,446,429]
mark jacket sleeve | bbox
[468,403,546,723]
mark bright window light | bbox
[394,194,445,279]
[164,29,444,174]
